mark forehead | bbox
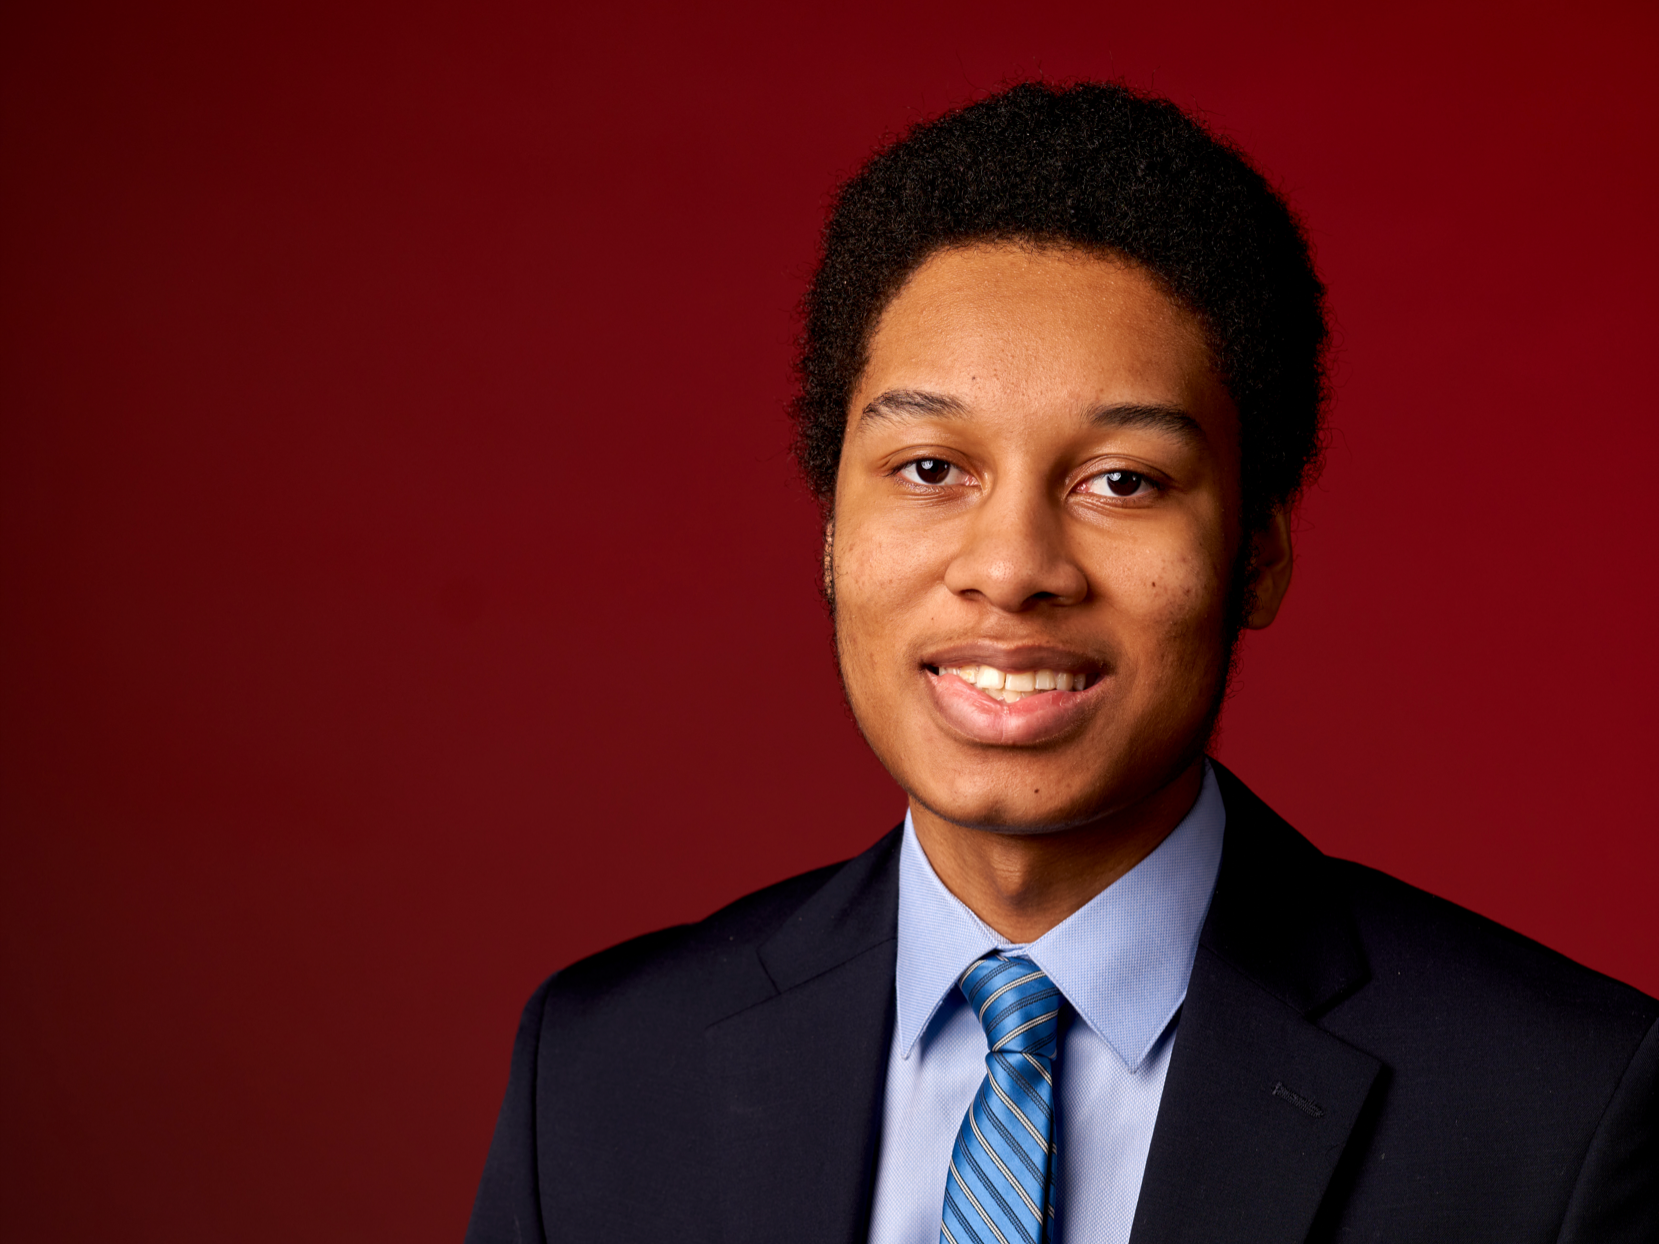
[857,243,1222,422]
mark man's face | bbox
[831,242,1280,833]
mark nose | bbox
[942,479,1088,612]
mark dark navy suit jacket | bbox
[465,764,1657,1242]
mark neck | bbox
[910,758,1205,943]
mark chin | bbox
[907,775,1124,836]
[900,716,1215,835]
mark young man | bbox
[466,83,1656,1243]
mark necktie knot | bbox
[959,955,1062,1059]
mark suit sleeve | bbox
[465,977,555,1244]
[1556,1015,1659,1244]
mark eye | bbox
[1081,469,1154,498]
[898,458,966,486]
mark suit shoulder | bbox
[1325,855,1657,1037]
[544,851,865,1017]
[1212,757,1654,1033]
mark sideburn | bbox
[1206,530,1264,751]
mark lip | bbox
[921,644,1110,747]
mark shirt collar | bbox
[894,759,1225,1072]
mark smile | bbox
[935,664,1090,704]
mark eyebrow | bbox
[859,389,967,424]
[1088,403,1205,443]
[859,390,1204,444]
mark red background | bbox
[3,1,1655,1238]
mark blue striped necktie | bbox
[940,954,1065,1244]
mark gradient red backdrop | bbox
[3,1,1656,1239]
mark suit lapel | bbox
[1129,764,1382,1244]
[704,829,901,1244]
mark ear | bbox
[1243,507,1294,630]
[821,518,836,595]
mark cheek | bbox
[1095,532,1230,659]
[834,516,946,637]
[831,523,929,730]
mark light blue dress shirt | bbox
[866,761,1226,1244]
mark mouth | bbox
[925,662,1093,705]
[919,649,1107,746]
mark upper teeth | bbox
[938,664,1085,703]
